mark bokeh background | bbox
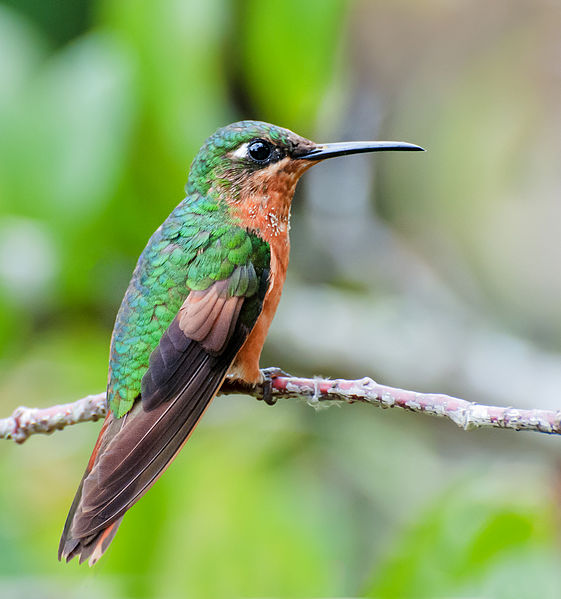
[1,1,561,597]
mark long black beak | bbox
[297,140,425,161]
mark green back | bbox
[107,193,270,417]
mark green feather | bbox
[107,192,270,417]
[106,120,305,417]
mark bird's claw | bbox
[260,367,292,406]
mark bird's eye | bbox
[247,139,272,163]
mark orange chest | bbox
[229,234,290,383]
[262,234,290,318]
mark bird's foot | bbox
[260,367,292,406]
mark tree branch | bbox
[0,393,107,444]
[2,371,561,443]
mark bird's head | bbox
[186,120,423,238]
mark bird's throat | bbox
[225,157,313,243]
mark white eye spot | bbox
[231,143,249,160]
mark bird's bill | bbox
[296,140,425,160]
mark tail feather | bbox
[57,354,227,564]
[58,304,255,565]
[58,412,124,565]
[60,518,123,566]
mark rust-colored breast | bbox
[229,236,289,383]
[227,157,313,384]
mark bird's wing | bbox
[59,259,269,565]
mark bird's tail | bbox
[59,319,244,565]
[58,412,123,566]
[59,517,123,566]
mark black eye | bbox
[248,139,272,163]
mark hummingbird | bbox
[58,120,423,565]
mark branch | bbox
[2,371,561,443]
[0,393,107,444]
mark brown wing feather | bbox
[178,278,244,354]
[59,275,266,565]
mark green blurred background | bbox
[1,1,561,597]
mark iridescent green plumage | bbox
[108,192,270,417]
